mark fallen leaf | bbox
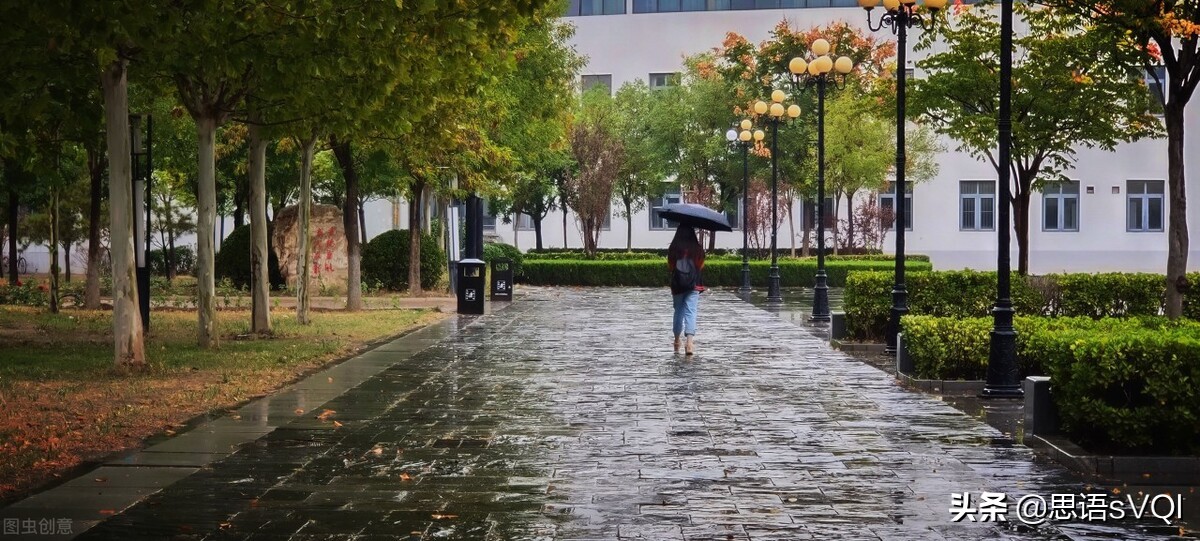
[370,446,383,456]
[431,513,458,520]
[294,408,305,415]
[399,472,412,481]
[99,509,115,515]
[93,478,107,483]
[316,409,336,421]
[332,421,343,428]
[219,523,231,530]
[327,377,334,383]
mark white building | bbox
[473,0,1199,275]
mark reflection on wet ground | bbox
[64,287,1190,539]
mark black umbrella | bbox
[654,203,733,232]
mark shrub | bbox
[0,281,48,306]
[519,259,932,287]
[214,224,285,290]
[900,315,1200,455]
[482,242,524,278]
[845,270,1042,340]
[362,229,444,291]
[148,246,196,277]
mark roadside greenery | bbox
[900,314,1200,455]
[521,259,931,287]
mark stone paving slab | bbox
[4,288,1189,540]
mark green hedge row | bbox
[845,270,1200,340]
[520,259,933,287]
[900,315,1200,455]
[524,249,930,263]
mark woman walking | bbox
[668,225,705,355]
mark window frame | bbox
[1041,181,1080,232]
[581,74,613,96]
[649,186,683,230]
[878,181,913,231]
[1126,179,1165,233]
[959,180,996,232]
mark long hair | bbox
[668,226,702,260]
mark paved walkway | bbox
[5,288,1185,539]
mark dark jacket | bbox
[668,248,705,294]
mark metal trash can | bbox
[456,258,486,314]
[490,258,514,301]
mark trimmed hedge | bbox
[214,224,285,290]
[524,249,931,263]
[482,242,524,278]
[362,229,444,291]
[846,270,1200,340]
[900,315,1200,455]
[520,259,932,287]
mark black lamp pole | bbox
[129,114,152,331]
[767,117,782,304]
[865,1,941,352]
[983,0,1022,398]
[812,76,831,322]
[788,45,850,323]
[739,136,752,295]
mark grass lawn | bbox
[0,305,445,502]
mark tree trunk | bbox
[248,123,271,334]
[168,233,176,281]
[196,115,219,348]
[846,190,856,251]
[801,201,811,257]
[297,136,316,325]
[408,179,424,296]
[7,186,18,283]
[787,199,796,258]
[330,138,362,310]
[1165,102,1188,318]
[562,206,568,249]
[62,241,71,282]
[534,217,543,250]
[49,188,59,313]
[1013,176,1033,276]
[85,148,104,309]
[359,198,367,246]
[101,59,146,367]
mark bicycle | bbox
[0,255,28,276]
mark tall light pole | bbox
[753,92,801,304]
[129,114,152,330]
[726,119,755,295]
[983,0,1022,398]
[787,39,852,323]
[862,0,945,349]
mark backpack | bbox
[670,253,698,293]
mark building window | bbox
[804,198,835,229]
[725,198,742,230]
[566,0,626,16]
[483,199,497,231]
[960,180,995,231]
[878,181,913,231]
[1146,65,1166,108]
[649,72,679,90]
[581,74,612,96]
[516,213,535,231]
[1127,180,1164,232]
[649,186,682,229]
[1042,181,1079,232]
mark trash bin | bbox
[490,258,513,301]
[456,258,486,314]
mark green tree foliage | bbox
[910,2,1161,275]
[1040,0,1200,317]
[567,86,625,257]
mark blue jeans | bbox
[672,290,699,337]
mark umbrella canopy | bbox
[654,203,733,232]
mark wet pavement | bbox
[6,287,1192,539]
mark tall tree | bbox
[911,1,1161,274]
[1043,0,1200,316]
[568,86,624,257]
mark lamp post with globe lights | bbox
[726,119,756,295]
[786,39,853,323]
[860,0,946,350]
[752,92,801,304]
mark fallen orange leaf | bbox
[316,409,336,421]
[332,421,343,428]
[294,408,305,415]
[399,473,412,481]
[99,509,115,515]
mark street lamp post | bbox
[787,40,853,323]
[726,119,755,295]
[983,0,1022,398]
[129,114,152,330]
[753,92,801,304]
[861,0,946,353]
